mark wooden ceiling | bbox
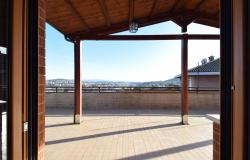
[46,0,220,39]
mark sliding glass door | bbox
[0,0,10,159]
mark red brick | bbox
[213,123,220,160]
[39,38,45,48]
[39,18,45,30]
[39,48,46,58]
[38,0,46,159]
[39,75,46,85]
[38,101,45,110]
[39,28,45,38]
[39,85,45,94]
[39,59,45,67]
[39,0,46,11]
[39,8,46,19]
[39,94,45,105]
[214,122,220,132]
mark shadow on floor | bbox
[118,139,213,160]
[46,122,181,145]
[45,122,74,128]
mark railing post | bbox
[181,33,189,125]
[74,40,82,124]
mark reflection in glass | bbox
[0,48,8,160]
[0,0,9,159]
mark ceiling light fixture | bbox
[129,22,139,33]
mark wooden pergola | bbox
[46,0,220,124]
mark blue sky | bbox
[46,21,220,82]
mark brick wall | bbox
[38,0,46,159]
[191,76,220,89]
[213,122,220,160]
[45,91,220,110]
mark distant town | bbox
[46,56,220,89]
[46,78,181,88]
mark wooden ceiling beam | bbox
[78,34,220,41]
[170,0,182,12]
[194,17,219,28]
[194,0,206,11]
[63,0,90,31]
[172,10,219,31]
[97,0,111,26]
[67,11,219,39]
[149,0,158,17]
[68,11,174,39]
[172,15,196,30]
[193,10,220,28]
[129,0,134,23]
[214,10,220,17]
[171,0,211,31]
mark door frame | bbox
[27,0,39,159]
[220,0,232,159]
[9,0,29,159]
[246,0,250,158]
[25,0,238,160]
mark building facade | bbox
[177,58,220,90]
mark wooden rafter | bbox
[129,0,134,23]
[214,10,220,17]
[47,0,220,38]
[170,0,182,12]
[170,0,193,31]
[97,0,111,26]
[68,10,174,38]
[193,10,220,27]
[172,8,220,31]
[194,17,219,28]
[171,0,208,30]
[171,0,208,31]
[172,14,195,28]
[194,0,206,11]
[149,0,158,17]
[64,0,90,31]
[67,11,219,39]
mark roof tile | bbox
[188,58,220,73]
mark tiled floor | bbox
[45,109,216,160]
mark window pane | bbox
[0,0,9,159]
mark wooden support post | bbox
[181,34,189,125]
[74,40,82,124]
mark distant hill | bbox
[139,78,180,87]
[46,78,180,87]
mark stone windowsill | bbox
[206,114,220,124]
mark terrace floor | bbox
[45,108,218,160]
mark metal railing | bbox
[45,86,220,93]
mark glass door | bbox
[0,49,8,160]
[0,0,9,159]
